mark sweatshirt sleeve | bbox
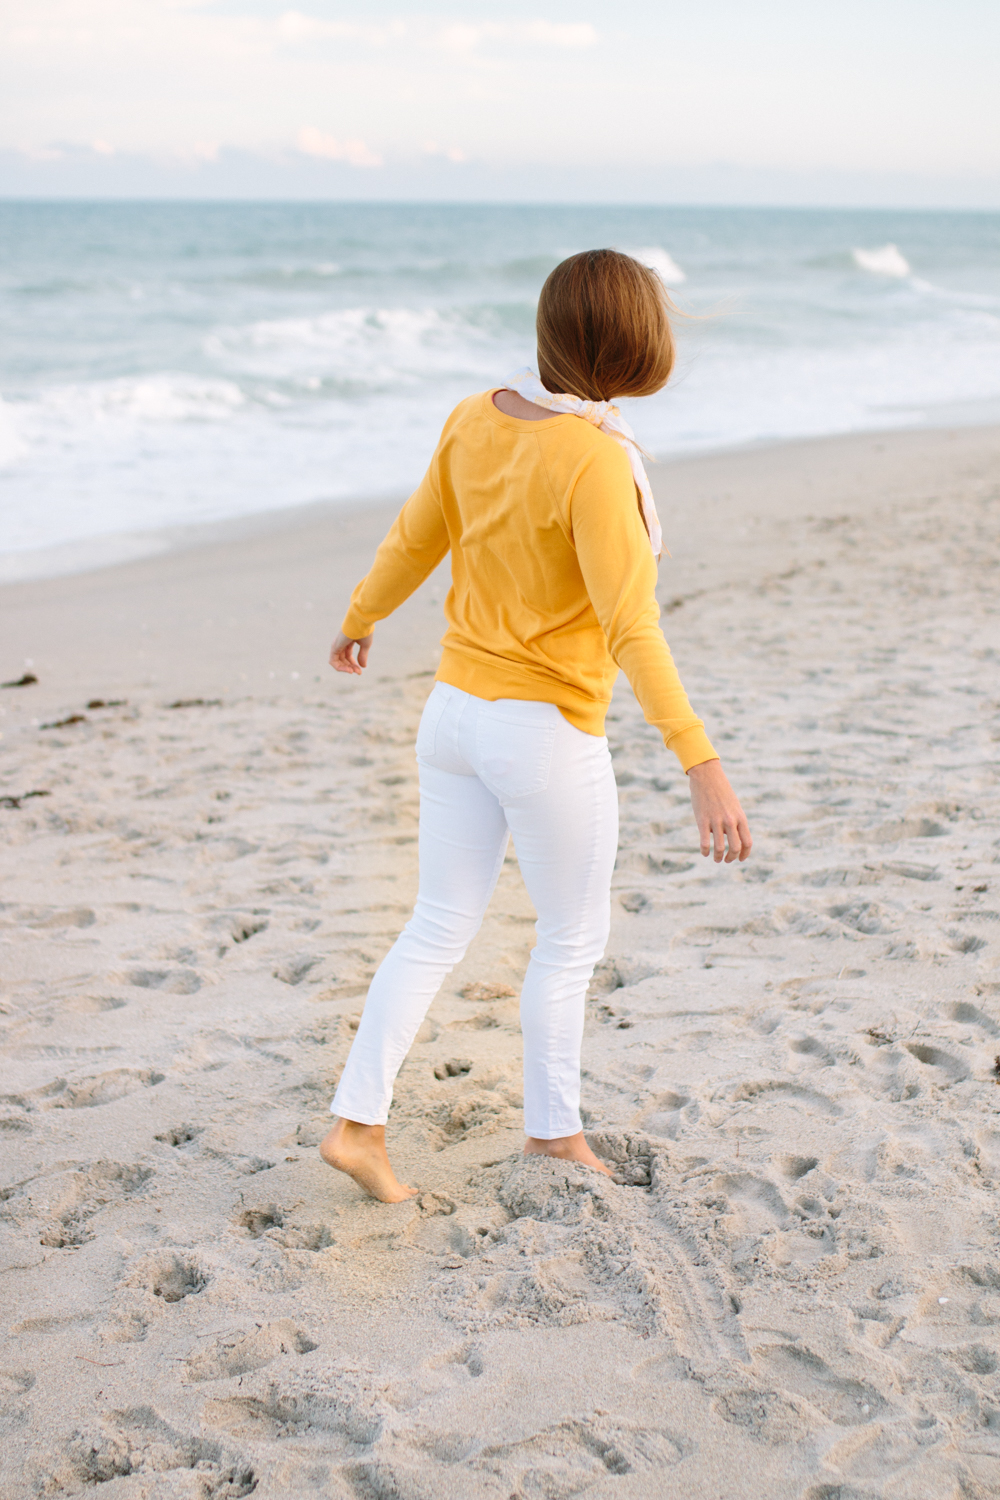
[569,442,718,772]
[341,463,450,639]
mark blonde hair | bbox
[536,249,675,402]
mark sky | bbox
[2,0,999,205]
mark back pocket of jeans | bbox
[415,686,449,762]
[476,710,556,801]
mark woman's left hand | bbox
[330,632,373,675]
[687,758,752,863]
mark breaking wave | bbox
[852,244,911,278]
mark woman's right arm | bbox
[329,631,373,675]
[335,467,449,665]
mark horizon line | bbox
[2,196,999,214]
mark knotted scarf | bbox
[502,367,663,558]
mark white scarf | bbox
[502,367,663,558]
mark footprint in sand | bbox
[233,1204,285,1239]
[902,1041,970,1084]
[20,906,96,930]
[635,1091,691,1140]
[225,914,269,944]
[185,1320,317,1381]
[712,1387,816,1445]
[731,1078,840,1116]
[480,1413,684,1482]
[430,1091,516,1148]
[945,1001,1000,1036]
[154,1123,202,1148]
[786,1033,837,1067]
[828,898,890,935]
[772,1153,819,1180]
[1,1161,153,1248]
[434,1057,473,1080]
[948,1342,998,1376]
[946,929,988,954]
[42,1407,255,1496]
[705,1172,791,1237]
[202,1370,385,1446]
[121,967,201,994]
[126,1249,207,1303]
[752,1343,890,1427]
[272,954,321,985]
[36,1162,153,1247]
[23,1068,165,1111]
[60,994,127,1015]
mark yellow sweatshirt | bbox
[342,391,717,773]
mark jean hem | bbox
[329,1100,389,1125]
[523,1121,584,1140]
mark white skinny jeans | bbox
[331,682,619,1138]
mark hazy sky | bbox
[3,0,999,203]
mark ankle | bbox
[333,1119,385,1144]
[525,1132,582,1154]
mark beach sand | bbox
[1,423,999,1499]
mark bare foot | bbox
[523,1131,613,1177]
[319,1119,417,1203]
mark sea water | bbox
[1,202,998,571]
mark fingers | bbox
[708,810,752,862]
[690,763,752,864]
[329,645,360,675]
[329,634,369,676]
[722,818,740,862]
[329,632,373,675]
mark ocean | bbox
[1,202,998,574]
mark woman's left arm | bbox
[572,444,751,862]
[687,758,752,863]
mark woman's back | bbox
[342,389,714,770]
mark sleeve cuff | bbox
[341,607,375,640]
[666,725,719,774]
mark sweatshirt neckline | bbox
[482,389,575,433]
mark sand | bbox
[1,423,999,1500]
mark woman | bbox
[321,249,751,1202]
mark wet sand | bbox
[2,423,999,1499]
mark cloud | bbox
[296,126,382,169]
[438,21,598,52]
[421,141,468,164]
[273,14,598,53]
[275,12,406,46]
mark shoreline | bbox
[3,415,998,590]
[2,420,997,721]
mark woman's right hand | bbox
[329,632,373,675]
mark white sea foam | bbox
[632,246,686,285]
[30,374,246,430]
[853,244,911,278]
[0,397,28,468]
[205,306,513,384]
